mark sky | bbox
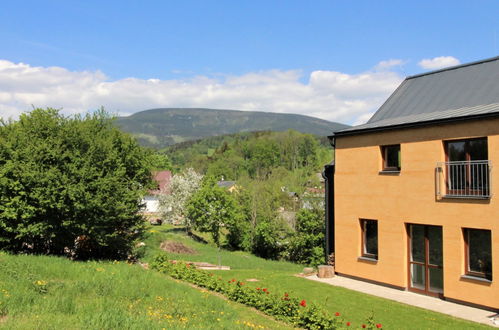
[1,1,498,125]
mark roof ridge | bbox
[406,55,499,80]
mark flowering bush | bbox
[151,254,382,329]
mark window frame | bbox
[360,219,378,260]
[381,144,401,172]
[463,228,492,281]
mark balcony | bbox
[436,160,492,199]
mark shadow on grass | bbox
[160,226,209,244]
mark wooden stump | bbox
[317,265,335,278]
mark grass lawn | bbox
[0,252,290,329]
[143,224,492,329]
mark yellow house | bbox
[328,56,499,311]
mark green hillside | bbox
[116,108,349,149]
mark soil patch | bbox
[160,241,197,254]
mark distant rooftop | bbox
[149,170,172,195]
[335,56,499,136]
[217,180,236,188]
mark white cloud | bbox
[418,56,461,70]
[374,59,406,71]
[0,59,404,125]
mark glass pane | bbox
[468,229,492,280]
[447,141,465,161]
[429,267,443,293]
[428,226,443,266]
[411,263,425,290]
[385,145,400,169]
[468,139,487,161]
[411,225,425,263]
[364,220,378,256]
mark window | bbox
[464,228,492,280]
[381,145,400,171]
[444,138,489,197]
[361,219,378,259]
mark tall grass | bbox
[0,252,289,329]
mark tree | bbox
[186,177,243,249]
[147,151,172,171]
[287,208,325,266]
[0,108,152,259]
[158,168,203,228]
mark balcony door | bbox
[445,138,489,197]
[408,224,443,297]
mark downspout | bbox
[322,135,335,265]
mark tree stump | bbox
[317,265,335,278]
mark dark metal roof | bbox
[335,56,499,136]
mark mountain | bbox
[116,108,350,149]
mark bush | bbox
[287,208,325,266]
[252,219,289,259]
[0,108,152,259]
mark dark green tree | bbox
[287,208,325,266]
[0,108,152,259]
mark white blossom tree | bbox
[158,168,203,229]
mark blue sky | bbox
[0,1,498,124]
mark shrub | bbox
[287,208,325,266]
[151,254,382,329]
[0,108,152,259]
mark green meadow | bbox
[0,225,490,329]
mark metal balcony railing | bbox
[436,160,492,198]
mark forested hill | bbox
[116,108,349,149]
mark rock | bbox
[303,267,315,275]
[149,218,162,226]
[317,265,335,278]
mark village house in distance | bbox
[326,56,499,311]
[142,170,172,215]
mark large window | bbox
[464,228,492,281]
[381,145,400,172]
[444,138,489,197]
[361,219,378,259]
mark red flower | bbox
[239,282,244,286]
[256,287,260,291]
[231,278,236,282]
[346,322,351,326]
[300,300,306,307]
[376,324,382,328]
[262,288,268,293]
[335,312,340,316]
[362,325,366,329]
[284,292,289,297]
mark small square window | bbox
[361,219,378,259]
[381,145,401,171]
[464,228,492,281]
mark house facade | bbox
[141,170,172,214]
[329,57,499,311]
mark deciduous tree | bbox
[0,108,152,259]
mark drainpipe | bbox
[322,135,336,265]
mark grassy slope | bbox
[144,225,490,330]
[0,252,289,329]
